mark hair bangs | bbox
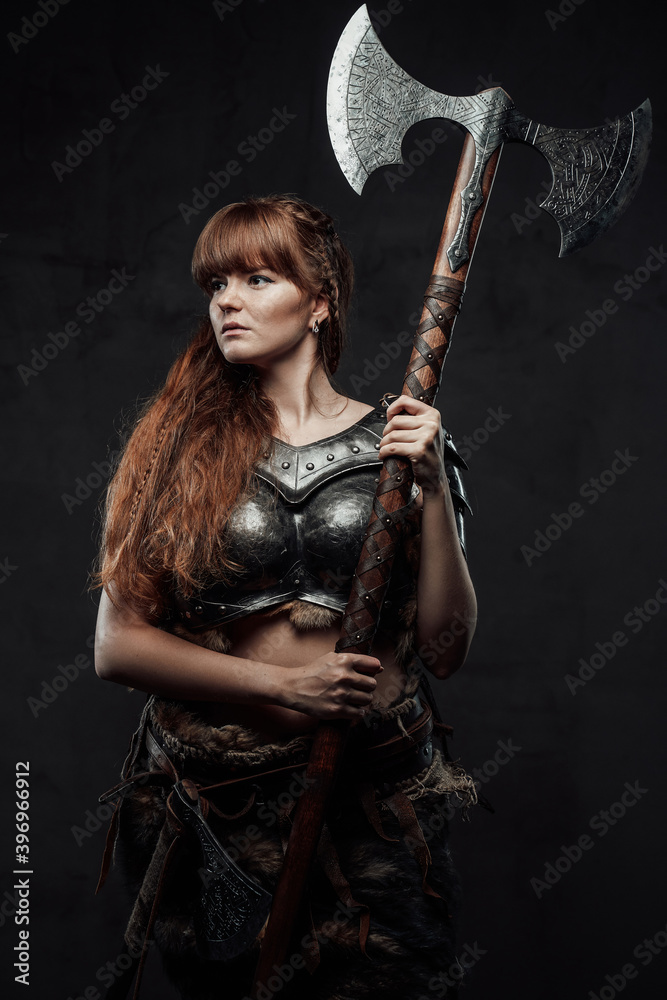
[192,201,310,295]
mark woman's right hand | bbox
[276,651,384,721]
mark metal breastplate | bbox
[172,408,470,630]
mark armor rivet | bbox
[364,595,370,601]
[419,395,425,401]
[455,249,461,257]
[351,445,360,453]
[294,579,300,586]
[396,476,402,482]
[468,192,474,199]
[195,605,203,614]
[327,453,334,461]
[374,443,380,450]
[356,634,361,641]
[427,353,433,359]
[374,477,380,484]
[437,314,444,322]
[385,517,391,524]
[306,462,314,470]
[281,461,290,469]
[445,432,452,440]
[376,555,382,561]
[219,606,226,613]
[263,453,269,459]
[385,600,392,608]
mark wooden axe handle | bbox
[250,133,501,997]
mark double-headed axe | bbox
[250,6,651,995]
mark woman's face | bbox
[209,268,325,369]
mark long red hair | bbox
[91,195,354,621]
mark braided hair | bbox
[191,194,354,378]
[92,195,357,619]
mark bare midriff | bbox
[190,607,408,739]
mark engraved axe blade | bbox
[327,5,652,268]
[170,779,272,961]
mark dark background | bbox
[1,0,665,997]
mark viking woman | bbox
[92,194,478,1000]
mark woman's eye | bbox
[249,274,273,286]
[211,279,226,292]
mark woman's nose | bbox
[215,278,243,310]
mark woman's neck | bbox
[259,363,350,436]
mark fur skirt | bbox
[99,665,477,1000]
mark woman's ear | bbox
[312,290,330,327]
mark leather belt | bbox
[351,696,435,794]
[144,691,435,795]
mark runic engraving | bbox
[328,6,651,262]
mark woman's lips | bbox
[222,326,247,335]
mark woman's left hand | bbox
[377,394,446,489]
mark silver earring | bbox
[313,320,320,334]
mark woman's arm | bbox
[94,586,382,717]
[414,476,477,678]
[95,587,285,704]
[378,395,477,679]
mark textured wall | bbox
[1,0,664,997]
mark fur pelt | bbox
[170,594,418,671]
[112,684,477,1000]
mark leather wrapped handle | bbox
[251,134,501,997]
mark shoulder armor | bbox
[169,405,473,629]
[255,408,386,503]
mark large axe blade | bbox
[251,11,650,996]
[327,5,651,267]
